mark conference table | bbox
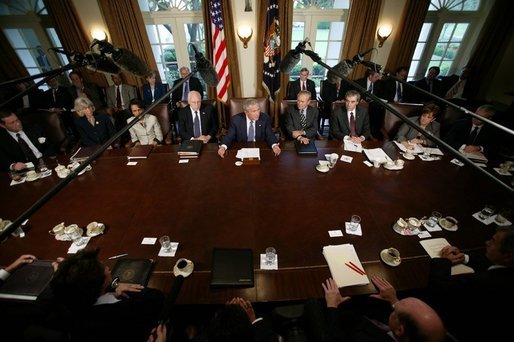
[0,140,510,304]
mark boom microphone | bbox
[327,60,354,84]
[189,44,219,87]
[359,60,382,72]
[279,38,310,74]
[91,39,149,77]
[50,48,120,75]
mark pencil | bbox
[348,261,366,274]
[345,262,365,275]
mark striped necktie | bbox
[300,109,307,129]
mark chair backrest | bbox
[225,97,269,126]
[148,104,172,144]
[382,102,423,140]
[440,105,467,137]
[22,110,67,152]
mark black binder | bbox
[295,140,318,155]
[110,258,154,286]
[210,248,254,287]
[0,260,54,301]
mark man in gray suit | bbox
[330,89,371,143]
[285,90,319,144]
[106,73,138,143]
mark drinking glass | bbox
[159,235,172,252]
[478,205,495,220]
[426,211,442,228]
[350,215,361,231]
[265,247,276,265]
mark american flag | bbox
[262,0,280,101]
[210,0,229,103]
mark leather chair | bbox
[22,110,68,153]
[279,99,321,140]
[148,103,173,145]
[440,105,467,137]
[225,97,269,127]
[381,102,423,141]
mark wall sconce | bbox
[377,25,392,48]
[237,26,253,49]
[91,28,107,41]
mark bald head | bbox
[390,297,445,342]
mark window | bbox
[138,0,205,89]
[290,0,349,91]
[408,0,485,81]
[0,0,65,90]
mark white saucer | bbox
[402,153,415,160]
[393,222,421,236]
[26,173,41,182]
[316,165,329,173]
[383,164,404,171]
[380,249,401,266]
[438,218,458,231]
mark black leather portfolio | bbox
[0,260,54,301]
[111,258,154,286]
[210,248,254,287]
[295,140,318,155]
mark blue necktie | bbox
[193,111,201,137]
[248,121,255,142]
[182,81,189,101]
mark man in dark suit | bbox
[178,90,217,143]
[427,225,514,341]
[0,110,48,171]
[286,67,316,100]
[444,104,498,159]
[285,90,319,144]
[316,276,445,342]
[411,66,444,103]
[69,70,106,111]
[42,77,76,138]
[377,66,409,103]
[218,98,280,158]
[330,89,371,143]
[171,66,204,109]
[49,248,164,341]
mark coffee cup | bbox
[64,224,80,235]
[55,165,65,172]
[373,159,382,168]
[395,159,405,167]
[49,222,65,235]
[329,153,338,168]
[440,216,458,229]
[25,170,37,179]
[407,217,421,230]
[38,137,46,144]
[385,247,401,263]
[87,222,105,236]
[0,219,12,232]
[317,163,329,172]
[396,217,408,228]
[57,168,71,178]
[385,160,395,168]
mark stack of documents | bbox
[344,140,363,152]
[363,148,392,163]
[236,148,260,160]
[323,244,369,287]
[393,141,424,154]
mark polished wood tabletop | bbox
[0,141,508,304]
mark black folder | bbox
[210,248,254,287]
[0,260,54,301]
[295,140,318,155]
[110,258,154,286]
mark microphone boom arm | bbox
[301,53,513,195]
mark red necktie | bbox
[302,81,306,91]
[116,86,122,109]
[349,112,357,136]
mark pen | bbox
[345,262,365,275]
[108,253,128,260]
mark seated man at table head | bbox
[178,90,217,144]
[427,225,514,341]
[329,89,371,144]
[218,98,280,158]
[285,90,319,144]
[50,248,163,341]
[321,276,445,342]
[395,103,440,148]
[0,109,49,171]
[74,96,118,148]
[443,104,497,158]
[126,98,163,147]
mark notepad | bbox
[419,238,475,275]
[210,248,254,287]
[322,244,369,288]
[127,144,153,160]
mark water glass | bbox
[349,215,361,231]
[265,247,276,265]
[478,205,495,220]
[426,211,442,228]
[159,235,172,252]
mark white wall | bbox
[71,0,108,44]
[230,1,258,97]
